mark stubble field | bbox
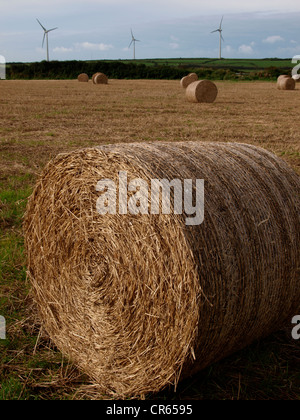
[0,79,299,400]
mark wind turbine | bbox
[211,16,224,59]
[37,19,58,62]
[128,29,140,60]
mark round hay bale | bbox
[277,75,290,89]
[277,75,289,82]
[188,72,198,80]
[180,73,198,89]
[277,77,296,91]
[186,80,218,103]
[292,74,300,83]
[77,73,89,83]
[92,72,101,84]
[24,141,300,398]
[94,72,108,85]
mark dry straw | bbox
[94,73,108,85]
[24,141,300,398]
[277,75,289,82]
[77,73,89,83]
[180,73,198,89]
[186,80,218,103]
[92,72,100,84]
[277,77,296,91]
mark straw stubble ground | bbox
[0,79,299,400]
[0,80,299,178]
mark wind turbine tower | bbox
[129,29,140,60]
[37,19,58,62]
[211,16,224,59]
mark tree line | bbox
[6,60,285,81]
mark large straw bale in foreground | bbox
[186,80,218,103]
[24,141,300,398]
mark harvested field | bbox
[0,79,299,400]
[0,80,299,177]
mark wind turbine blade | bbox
[47,27,58,33]
[221,34,225,42]
[211,29,218,33]
[220,15,224,29]
[135,39,141,42]
[42,33,46,47]
[128,40,133,48]
[37,19,46,31]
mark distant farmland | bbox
[5,57,295,81]
[107,57,294,71]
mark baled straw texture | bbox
[92,72,101,84]
[277,76,296,90]
[77,73,89,83]
[94,73,108,85]
[24,141,300,398]
[186,80,218,103]
[277,75,289,82]
[180,73,198,89]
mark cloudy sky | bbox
[0,0,300,62]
